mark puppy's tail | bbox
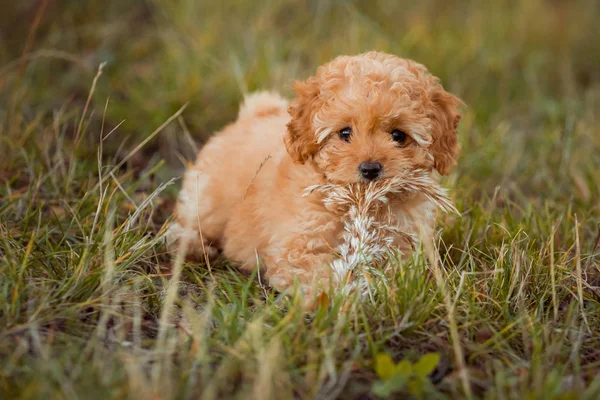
[238,91,288,120]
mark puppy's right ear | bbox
[285,77,321,163]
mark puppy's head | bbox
[285,52,462,183]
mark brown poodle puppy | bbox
[169,51,462,300]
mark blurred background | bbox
[1,0,599,204]
[2,3,600,397]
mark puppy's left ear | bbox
[285,77,321,164]
[428,87,463,175]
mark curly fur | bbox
[168,51,462,305]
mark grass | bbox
[1,0,600,398]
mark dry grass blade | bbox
[305,169,459,216]
[306,169,458,294]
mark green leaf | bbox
[413,353,440,377]
[407,378,425,400]
[388,375,409,392]
[372,375,409,397]
[372,381,394,398]
[394,360,413,377]
[374,353,396,380]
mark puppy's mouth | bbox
[358,175,383,183]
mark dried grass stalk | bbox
[304,169,458,294]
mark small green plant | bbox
[372,352,441,399]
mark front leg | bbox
[261,233,338,306]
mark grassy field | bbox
[1,0,600,398]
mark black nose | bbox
[359,161,382,180]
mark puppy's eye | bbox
[338,127,352,142]
[391,129,408,145]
